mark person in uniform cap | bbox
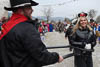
[0,0,64,67]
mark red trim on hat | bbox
[80,13,86,17]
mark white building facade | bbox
[0,0,9,20]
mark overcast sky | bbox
[32,0,100,19]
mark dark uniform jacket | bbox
[0,13,59,67]
[65,26,73,43]
[70,28,96,55]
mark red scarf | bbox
[0,13,28,40]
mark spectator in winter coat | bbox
[65,25,73,51]
[0,0,64,67]
[49,23,54,32]
[38,25,43,34]
[70,17,96,67]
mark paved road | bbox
[42,32,100,67]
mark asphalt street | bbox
[43,32,100,67]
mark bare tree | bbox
[88,9,97,19]
[96,15,100,23]
[42,6,53,22]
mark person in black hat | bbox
[0,0,64,67]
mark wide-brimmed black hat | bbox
[4,0,39,11]
[78,12,88,17]
[90,19,94,22]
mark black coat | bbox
[70,28,96,55]
[0,21,59,67]
[65,26,73,44]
